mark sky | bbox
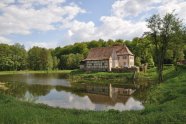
[0,0,186,49]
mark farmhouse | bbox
[80,45,134,71]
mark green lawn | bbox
[70,69,133,83]
[0,66,186,123]
[0,70,72,75]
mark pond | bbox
[0,73,145,111]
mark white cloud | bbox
[64,0,186,44]
[158,0,186,23]
[0,0,85,44]
[65,20,97,41]
[24,41,60,50]
[63,16,147,44]
[0,0,15,4]
[98,16,147,40]
[111,0,161,18]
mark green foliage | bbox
[52,56,59,70]
[0,43,27,71]
[146,12,185,82]
[59,53,84,69]
[135,57,141,66]
[28,47,53,70]
[70,69,133,84]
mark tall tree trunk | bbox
[157,51,164,83]
[158,64,163,83]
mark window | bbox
[124,62,126,65]
[123,55,127,59]
[118,56,123,60]
[102,63,105,66]
[92,63,94,66]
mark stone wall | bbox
[111,66,139,73]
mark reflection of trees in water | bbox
[132,80,152,103]
[5,82,27,98]
[31,73,69,79]
[4,82,53,98]
[27,84,52,96]
[55,85,85,97]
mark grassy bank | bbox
[0,70,72,75]
[70,70,133,83]
[0,67,186,123]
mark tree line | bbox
[0,36,185,71]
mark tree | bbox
[0,43,27,71]
[135,57,141,66]
[28,47,53,70]
[173,28,186,67]
[59,53,84,69]
[72,43,88,56]
[128,37,153,66]
[87,40,101,48]
[53,56,59,70]
[146,13,184,82]
[12,43,27,70]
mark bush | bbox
[177,65,186,69]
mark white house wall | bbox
[109,51,119,71]
[129,55,134,67]
[86,60,109,71]
[117,55,134,68]
[118,55,129,67]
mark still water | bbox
[0,73,144,111]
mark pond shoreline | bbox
[0,70,72,75]
[0,74,144,111]
[0,70,135,85]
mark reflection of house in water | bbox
[85,84,136,105]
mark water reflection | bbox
[0,73,71,87]
[0,74,144,111]
[85,84,136,105]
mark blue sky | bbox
[0,0,186,49]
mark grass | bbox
[70,69,133,84]
[0,70,72,75]
[137,65,176,79]
[0,66,186,123]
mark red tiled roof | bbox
[114,45,133,55]
[84,47,114,60]
[84,45,133,61]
